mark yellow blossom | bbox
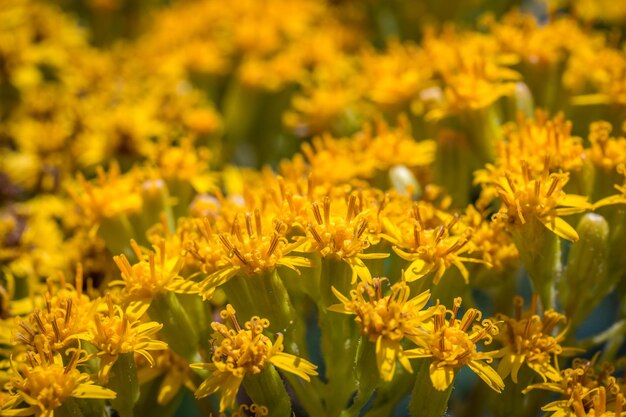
[67,162,142,226]
[111,239,199,309]
[525,358,626,417]
[384,203,485,283]
[85,297,168,380]
[587,122,626,172]
[189,211,312,298]
[300,195,388,284]
[494,295,578,383]
[328,277,432,381]
[190,305,317,412]
[14,267,95,355]
[4,347,116,417]
[405,298,504,392]
[483,161,590,241]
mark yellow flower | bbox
[14,267,95,355]
[189,211,312,298]
[301,195,388,284]
[328,277,432,381]
[67,162,143,227]
[491,111,585,175]
[463,205,519,271]
[190,305,317,412]
[525,358,626,417]
[494,295,577,383]
[484,162,590,241]
[426,55,518,120]
[284,57,364,136]
[86,297,168,380]
[360,42,432,110]
[587,122,626,172]
[405,298,504,392]
[5,347,116,417]
[284,118,435,188]
[383,203,485,283]
[111,239,199,309]
[151,140,217,194]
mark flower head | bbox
[384,203,484,283]
[15,267,95,355]
[67,162,143,226]
[189,211,312,298]
[406,298,504,392]
[301,195,388,283]
[494,295,577,383]
[483,161,590,241]
[191,305,317,412]
[328,277,432,381]
[525,358,626,417]
[111,239,199,308]
[5,347,116,417]
[86,296,168,380]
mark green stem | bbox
[108,352,139,417]
[513,221,562,310]
[319,258,360,416]
[489,366,535,417]
[409,359,454,417]
[243,366,292,417]
[340,338,380,417]
[149,292,199,361]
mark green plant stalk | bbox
[108,352,139,417]
[149,292,199,361]
[409,359,455,417]
[319,258,360,416]
[243,366,292,417]
[98,215,138,260]
[340,337,380,417]
[489,366,535,417]
[512,219,562,309]
[56,399,85,417]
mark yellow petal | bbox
[527,361,562,383]
[429,363,455,391]
[539,216,579,241]
[157,371,185,405]
[270,352,318,381]
[73,382,118,399]
[349,258,371,284]
[376,337,399,382]
[467,360,504,393]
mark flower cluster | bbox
[1,1,626,417]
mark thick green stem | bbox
[409,359,455,417]
[149,292,199,361]
[243,366,292,417]
[340,338,380,417]
[108,352,139,417]
[489,366,535,417]
[513,221,562,310]
[319,258,360,416]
